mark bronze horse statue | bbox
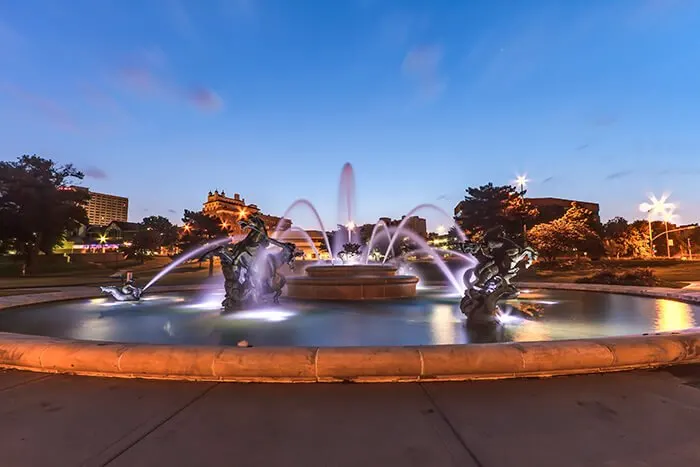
[200,215,300,309]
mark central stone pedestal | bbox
[285,265,419,300]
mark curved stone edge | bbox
[0,331,699,383]
[516,281,700,305]
[1,282,699,382]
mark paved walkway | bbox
[2,366,700,467]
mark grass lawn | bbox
[527,259,700,287]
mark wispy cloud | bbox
[0,84,77,131]
[84,166,108,179]
[168,209,177,214]
[542,176,555,184]
[115,56,224,113]
[575,143,590,151]
[402,44,447,100]
[186,87,223,111]
[605,170,634,180]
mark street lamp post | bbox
[639,194,675,258]
[663,210,673,258]
[514,174,529,245]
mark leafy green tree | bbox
[603,218,652,258]
[0,155,89,272]
[120,228,160,264]
[454,183,538,243]
[603,217,629,238]
[529,204,602,261]
[142,215,179,250]
[177,210,228,276]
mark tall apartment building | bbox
[86,191,129,226]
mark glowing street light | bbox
[221,221,229,230]
[513,174,529,194]
[182,224,191,232]
[639,193,676,257]
[238,208,247,220]
[513,173,530,243]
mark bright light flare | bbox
[513,174,529,192]
[640,193,674,218]
[345,221,356,231]
[435,225,447,235]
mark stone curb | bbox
[516,281,700,305]
[0,283,699,382]
[0,331,699,382]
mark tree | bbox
[120,228,160,264]
[528,204,602,261]
[0,155,89,272]
[603,217,629,239]
[454,183,538,243]
[142,215,178,251]
[177,210,228,276]
[603,217,652,258]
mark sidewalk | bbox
[2,366,700,467]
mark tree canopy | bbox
[120,216,179,263]
[0,155,89,269]
[454,183,538,242]
[176,209,229,275]
[528,203,603,261]
[602,217,652,258]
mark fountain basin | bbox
[286,265,419,300]
[1,284,700,382]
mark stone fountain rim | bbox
[0,282,699,383]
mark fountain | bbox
[4,163,700,383]
[281,163,470,301]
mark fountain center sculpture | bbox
[458,227,538,326]
[201,214,302,310]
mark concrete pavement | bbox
[2,366,700,467]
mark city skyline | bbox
[2,1,700,229]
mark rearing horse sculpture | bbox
[458,228,538,326]
[200,214,300,310]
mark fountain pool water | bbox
[0,288,697,347]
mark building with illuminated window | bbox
[202,190,291,236]
[85,191,129,226]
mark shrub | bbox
[575,268,660,286]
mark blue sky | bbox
[1,0,700,230]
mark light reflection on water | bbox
[1,289,699,347]
[655,299,696,332]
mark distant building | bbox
[85,190,129,226]
[526,197,600,225]
[202,190,291,235]
[274,229,330,260]
[378,215,428,239]
[104,221,141,243]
